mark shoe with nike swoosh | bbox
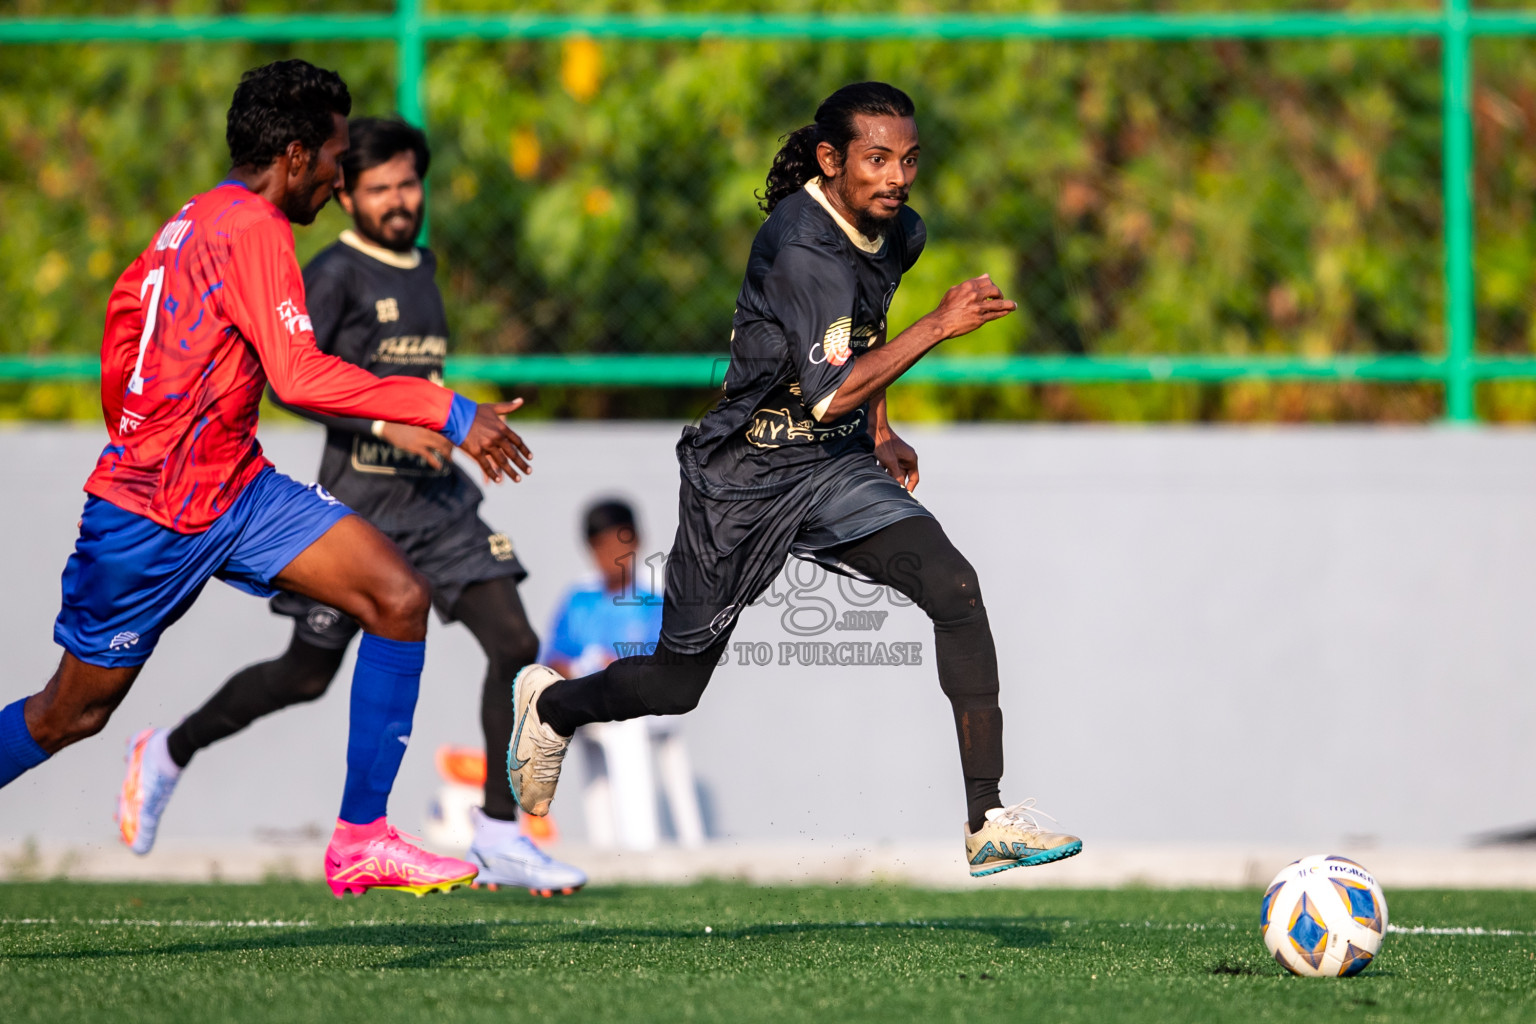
[324,817,477,898]
[964,799,1082,877]
[466,807,586,896]
[506,664,570,817]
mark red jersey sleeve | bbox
[219,214,455,430]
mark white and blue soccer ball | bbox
[1260,854,1388,977]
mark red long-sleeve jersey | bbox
[86,181,457,532]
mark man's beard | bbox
[286,176,330,226]
[832,178,904,240]
[851,206,893,241]
[358,206,420,252]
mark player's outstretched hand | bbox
[457,399,532,483]
[377,423,453,470]
[874,427,920,493]
[929,274,1017,340]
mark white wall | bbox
[2,423,1534,850]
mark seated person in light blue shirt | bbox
[545,501,663,676]
[543,500,703,849]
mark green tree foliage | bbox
[3,1,1536,421]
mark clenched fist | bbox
[926,274,1017,340]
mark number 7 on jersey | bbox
[128,266,166,396]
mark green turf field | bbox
[1,882,1532,1023]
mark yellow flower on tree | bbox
[584,187,614,217]
[509,127,540,180]
[561,37,602,102]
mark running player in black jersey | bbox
[116,117,585,895]
[508,83,1082,877]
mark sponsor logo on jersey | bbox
[109,631,141,652]
[350,436,453,478]
[809,317,853,366]
[276,299,313,335]
[119,410,146,435]
[745,407,865,449]
[375,298,400,323]
[488,533,516,562]
[375,335,448,364]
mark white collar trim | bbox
[340,229,422,270]
[804,177,885,255]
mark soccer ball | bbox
[1260,854,1388,977]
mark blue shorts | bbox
[55,468,354,668]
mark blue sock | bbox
[0,698,49,788]
[339,634,424,825]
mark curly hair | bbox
[758,82,915,215]
[226,59,352,169]
[341,116,431,190]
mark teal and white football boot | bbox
[507,664,570,817]
[964,799,1082,877]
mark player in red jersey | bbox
[0,61,526,897]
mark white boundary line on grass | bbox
[772,919,1535,938]
[1387,925,1531,937]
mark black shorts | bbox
[661,452,931,654]
[270,513,528,650]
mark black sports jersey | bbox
[681,179,925,498]
[297,231,480,531]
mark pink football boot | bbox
[325,817,477,898]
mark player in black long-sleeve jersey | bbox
[115,118,585,896]
[507,83,1082,878]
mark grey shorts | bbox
[660,453,931,654]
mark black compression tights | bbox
[537,514,1005,832]
[165,576,539,821]
[165,633,345,770]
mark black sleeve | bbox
[900,208,926,272]
[302,255,351,357]
[283,254,376,436]
[762,241,859,416]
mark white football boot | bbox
[964,799,1082,877]
[466,807,586,897]
[506,664,571,817]
[117,728,182,855]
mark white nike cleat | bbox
[964,799,1082,877]
[466,807,586,897]
[507,664,570,817]
[117,728,182,856]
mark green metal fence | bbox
[2,2,1533,420]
